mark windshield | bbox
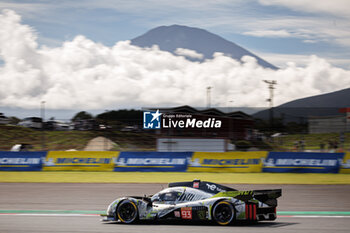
[152,191,182,203]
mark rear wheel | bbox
[212,201,235,225]
[116,200,138,224]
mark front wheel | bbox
[116,200,138,224]
[212,201,235,225]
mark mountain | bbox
[253,87,350,121]
[131,25,277,69]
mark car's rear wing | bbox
[252,189,282,206]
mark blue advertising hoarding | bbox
[262,152,344,173]
[114,152,192,172]
[0,151,46,171]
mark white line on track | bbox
[0,213,99,217]
[1,213,350,218]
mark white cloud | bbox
[259,0,350,18]
[254,1,350,45]
[257,52,350,69]
[303,40,317,44]
[240,15,350,45]
[174,48,203,59]
[0,10,350,111]
[243,29,292,38]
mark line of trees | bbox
[71,109,143,130]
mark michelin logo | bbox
[42,157,112,166]
[203,158,260,165]
[143,110,162,129]
[262,158,339,167]
[0,157,41,165]
[114,157,186,166]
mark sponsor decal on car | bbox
[174,211,180,218]
[181,207,192,219]
[193,181,199,188]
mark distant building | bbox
[157,138,235,152]
[45,120,72,131]
[72,119,99,131]
[308,108,350,134]
[0,113,10,125]
[17,117,42,129]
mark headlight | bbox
[107,203,114,216]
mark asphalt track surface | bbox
[1,183,350,233]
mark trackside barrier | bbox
[0,151,348,173]
[0,151,47,171]
[187,151,268,173]
[262,152,344,173]
[114,152,192,172]
[340,152,350,174]
[43,151,119,171]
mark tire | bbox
[116,200,138,224]
[212,201,235,225]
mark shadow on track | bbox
[103,220,298,228]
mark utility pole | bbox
[263,80,277,131]
[41,101,46,150]
[206,86,212,108]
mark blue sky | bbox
[1,0,349,68]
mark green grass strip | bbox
[1,172,350,184]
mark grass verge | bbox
[0,172,349,184]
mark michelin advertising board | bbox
[187,151,268,172]
[114,152,192,172]
[340,152,350,174]
[0,151,46,171]
[262,152,344,173]
[43,151,118,171]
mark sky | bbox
[0,0,349,119]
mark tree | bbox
[96,109,142,124]
[8,116,20,125]
[96,109,143,129]
[71,111,93,121]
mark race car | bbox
[101,180,281,225]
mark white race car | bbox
[101,180,281,225]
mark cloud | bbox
[257,52,350,69]
[2,1,350,51]
[174,48,203,59]
[243,29,292,38]
[259,0,350,18]
[0,10,350,111]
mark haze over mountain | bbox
[131,25,277,69]
[253,87,350,121]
